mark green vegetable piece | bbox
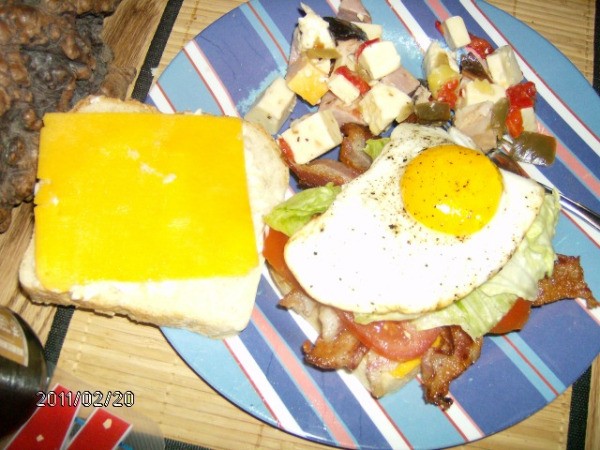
[510,131,557,166]
[491,98,509,135]
[363,137,390,161]
[414,101,451,124]
[264,183,341,236]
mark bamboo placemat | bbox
[1,1,597,449]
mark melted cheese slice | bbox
[35,113,257,291]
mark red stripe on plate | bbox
[250,306,358,448]
[183,40,239,117]
[501,335,560,396]
[247,2,289,63]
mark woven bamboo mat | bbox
[0,1,597,449]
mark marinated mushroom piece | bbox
[0,0,133,233]
[323,17,368,42]
[459,52,492,82]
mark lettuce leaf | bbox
[409,191,560,339]
[355,192,560,339]
[363,138,390,160]
[264,183,341,236]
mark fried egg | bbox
[284,123,546,316]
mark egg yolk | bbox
[401,144,503,236]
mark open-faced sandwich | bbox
[19,95,289,338]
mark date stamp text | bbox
[36,390,135,408]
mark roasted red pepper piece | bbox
[468,33,494,58]
[435,78,460,108]
[334,66,371,95]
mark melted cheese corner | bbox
[35,113,257,291]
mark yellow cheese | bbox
[286,56,330,106]
[35,113,257,291]
[391,357,421,379]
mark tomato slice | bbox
[490,298,532,334]
[338,311,441,362]
[262,228,300,288]
[334,66,371,95]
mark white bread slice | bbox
[19,96,289,338]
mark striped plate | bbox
[150,1,600,448]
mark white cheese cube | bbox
[298,4,338,58]
[333,40,360,72]
[441,16,471,50]
[359,83,411,135]
[520,107,538,132]
[358,40,401,80]
[244,77,297,135]
[396,100,414,123]
[486,45,523,87]
[280,111,342,164]
[312,57,331,74]
[352,22,383,40]
[462,79,506,107]
[328,73,361,105]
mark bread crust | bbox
[19,96,289,338]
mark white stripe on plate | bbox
[443,397,485,442]
[387,0,432,51]
[148,84,175,113]
[184,40,240,117]
[224,335,305,436]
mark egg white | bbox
[284,123,546,315]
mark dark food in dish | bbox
[0,0,134,232]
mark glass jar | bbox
[0,306,48,437]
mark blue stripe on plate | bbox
[517,301,600,386]
[160,327,274,423]
[451,337,548,434]
[490,334,565,401]
[155,51,220,113]
[235,319,335,441]
[253,279,394,449]
[195,9,281,109]
[240,2,290,65]
[380,380,468,448]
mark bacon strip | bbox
[303,328,368,370]
[339,123,374,173]
[533,254,599,309]
[291,158,361,187]
[420,326,483,410]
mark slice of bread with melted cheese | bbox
[19,95,289,338]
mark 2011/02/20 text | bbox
[36,390,135,408]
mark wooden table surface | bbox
[0,1,598,449]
